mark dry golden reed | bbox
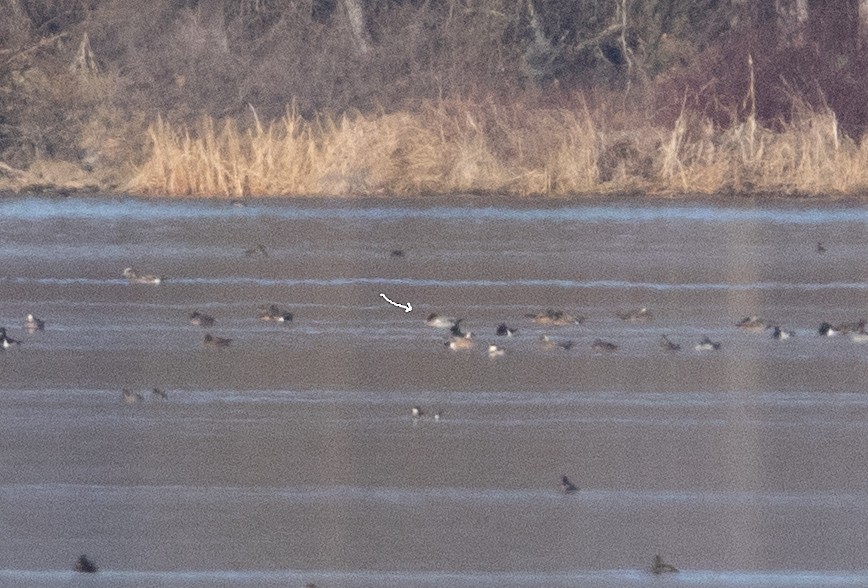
[128,98,868,198]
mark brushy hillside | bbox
[3,0,868,197]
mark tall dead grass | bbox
[128,98,868,198]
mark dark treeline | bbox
[2,0,868,192]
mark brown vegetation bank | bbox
[3,0,868,199]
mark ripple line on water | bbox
[3,276,866,291]
[2,483,866,509]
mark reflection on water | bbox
[0,196,866,587]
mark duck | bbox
[259,304,293,322]
[591,339,618,353]
[446,333,474,351]
[771,326,794,340]
[74,555,98,573]
[411,406,442,421]
[487,344,505,358]
[819,319,865,336]
[617,307,653,322]
[390,249,405,258]
[189,311,215,327]
[736,315,768,332]
[496,323,517,337]
[122,267,164,285]
[525,309,584,326]
[426,313,459,328]
[23,313,45,332]
[818,322,842,336]
[243,243,268,257]
[658,334,681,352]
[449,320,468,338]
[151,388,168,400]
[539,335,574,350]
[122,389,143,404]
[816,241,827,254]
[0,327,21,349]
[695,336,722,351]
[560,475,578,494]
[203,333,232,348]
[847,320,868,342]
[651,554,678,574]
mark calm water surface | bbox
[0,195,865,587]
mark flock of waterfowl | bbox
[416,290,866,578]
[124,262,295,353]
[0,261,298,411]
[8,240,859,577]
[425,305,868,362]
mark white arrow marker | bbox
[380,293,413,313]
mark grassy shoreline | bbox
[3,99,868,200]
[5,4,868,200]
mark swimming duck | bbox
[0,328,21,349]
[560,475,578,494]
[617,307,653,322]
[122,267,164,285]
[151,388,168,400]
[203,333,232,348]
[122,389,143,404]
[189,311,215,327]
[23,313,44,332]
[243,244,268,257]
[426,313,459,328]
[525,309,584,326]
[446,333,474,351]
[651,554,678,574]
[390,249,405,258]
[736,316,768,332]
[591,339,618,353]
[411,406,424,418]
[449,320,468,338]
[695,336,722,351]
[487,344,505,358]
[74,555,98,573]
[819,319,866,336]
[816,241,827,254]
[259,304,293,322]
[658,334,681,352]
[818,322,842,336]
[496,323,517,337]
[771,326,795,340]
[841,319,866,333]
[539,335,574,350]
